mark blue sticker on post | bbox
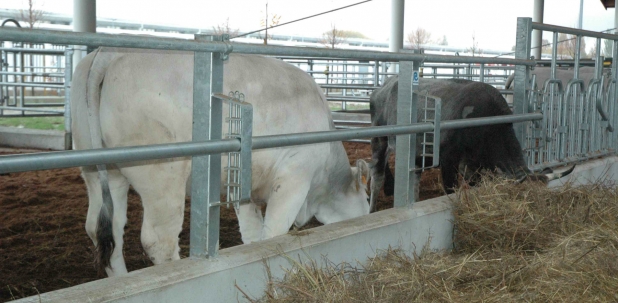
[412,71,419,85]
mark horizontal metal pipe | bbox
[15,103,64,107]
[0,47,65,55]
[0,106,64,113]
[0,71,64,77]
[1,114,62,118]
[421,73,510,78]
[0,113,541,174]
[321,84,378,89]
[326,97,370,102]
[0,139,241,174]
[0,27,536,65]
[423,65,515,70]
[307,71,376,75]
[440,113,542,130]
[252,113,541,149]
[532,22,618,40]
[0,82,63,88]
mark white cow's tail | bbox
[84,48,116,274]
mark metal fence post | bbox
[190,34,224,259]
[63,48,73,150]
[514,17,533,156]
[394,59,419,207]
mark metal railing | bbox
[521,20,618,170]
[0,17,614,262]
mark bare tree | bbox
[438,35,448,46]
[321,24,347,49]
[212,18,239,37]
[406,27,432,50]
[541,39,551,53]
[467,33,482,57]
[603,39,613,57]
[18,0,46,28]
[258,3,281,45]
[557,33,586,59]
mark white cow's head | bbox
[315,159,371,224]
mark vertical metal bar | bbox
[608,40,618,151]
[567,36,582,158]
[373,60,379,86]
[433,97,441,167]
[19,49,24,113]
[479,63,485,83]
[190,35,223,259]
[591,38,603,154]
[394,60,418,207]
[240,103,253,203]
[0,49,5,115]
[63,48,73,150]
[514,18,533,157]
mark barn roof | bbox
[600,0,615,9]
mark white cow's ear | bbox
[355,159,370,190]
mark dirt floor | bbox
[0,142,444,301]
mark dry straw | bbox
[250,175,618,302]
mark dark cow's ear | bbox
[355,159,370,190]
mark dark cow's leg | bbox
[440,145,462,195]
[369,136,390,212]
[383,161,394,196]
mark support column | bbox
[531,0,544,60]
[388,0,404,73]
[577,0,584,29]
[72,0,96,68]
[615,6,618,34]
[389,0,404,52]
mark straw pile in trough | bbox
[252,176,618,302]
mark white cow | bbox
[71,47,370,276]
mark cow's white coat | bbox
[71,48,370,276]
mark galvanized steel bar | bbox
[0,113,543,175]
[0,27,535,65]
[239,100,253,204]
[0,71,64,76]
[64,48,73,150]
[514,17,533,156]
[394,60,419,207]
[0,106,64,113]
[532,22,618,40]
[0,47,65,55]
[189,35,224,259]
[0,81,64,88]
[0,139,240,174]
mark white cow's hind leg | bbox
[82,166,130,276]
[262,181,311,240]
[121,160,189,265]
[237,202,264,244]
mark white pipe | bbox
[577,0,584,29]
[531,0,544,60]
[72,0,96,70]
[389,0,404,73]
[389,0,404,52]
[615,6,618,34]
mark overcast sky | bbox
[3,0,617,51]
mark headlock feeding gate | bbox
[0,17,617,302]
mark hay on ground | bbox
[252,176,618,303]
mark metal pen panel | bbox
[63,48,73,150]
[189,35,224,259]
[514,18,533,154]
[394,60,419,207]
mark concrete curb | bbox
[0,126,66,151]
